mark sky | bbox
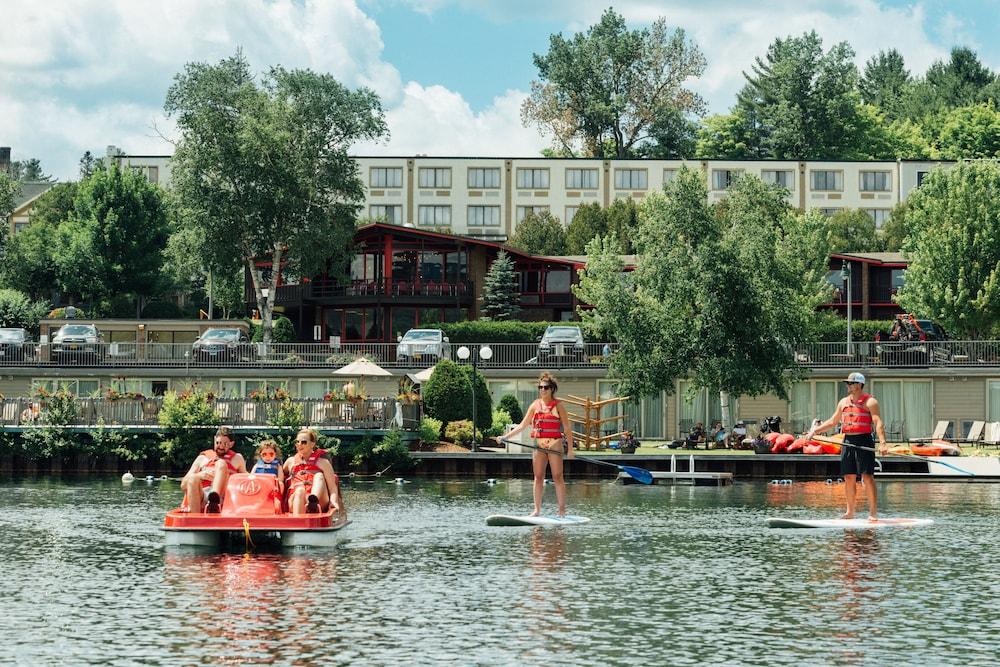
[2,0,999,180]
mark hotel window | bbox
[467,205,501,227]
[147,166,159,184]
[369,205,402,224]
[864,208,891,229]
[711,169,743,191]
[418,205,451,226]
[565,206,580,223]
[467,167,500,189]
[418,167,451,188]
[370,167,403,188]
[761,169,793,189]
[860,171,890,192]
[916,171,929,186]
[819,207,841,217]
[14,222,29,234]
[662,169,678,184]
[811,170,843,191]
[614,169,647,190]
[516,168,549,189]
[565,168,599,189]
[516,205,549,223]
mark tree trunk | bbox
[719,389,732,431]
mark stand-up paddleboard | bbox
[768,517,933,529]
[486,514,591,527]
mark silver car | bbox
[51,324,103,360]
[396,329,451,364]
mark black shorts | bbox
[841,433,877,476]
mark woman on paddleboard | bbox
[504,372,575,517]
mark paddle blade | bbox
[621,465,654,485]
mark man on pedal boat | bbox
[180,426,247,513]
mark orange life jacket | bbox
[531,400,563,439]
[198,449,239,487]
[289,448,328,488]
[842,394,874,435]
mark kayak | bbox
[162,473,350,548]
[486,514,591,527]
[768,517,933,529]
[910,442,961,457]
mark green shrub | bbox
[809,313,894,342]
[485,409,513,438]
[264,398,305,452]
[419,415,443,444]
[422,359,470,424]
[0,289,48,332]
[157,387,222,466]
[439,320,596,343]
[445,420,474,446]
[20,386,80,458]
[251,316,296,343]
[336,430,413,472]
[498,394,523,424]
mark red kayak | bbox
[162,473,349,548]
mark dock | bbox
[617,454,733,486]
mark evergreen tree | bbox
[509,210,568,255]
[480,250,521,321]
[859,49,911,120]
[565,203,608,254]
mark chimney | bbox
[0,147,10,174]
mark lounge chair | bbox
[909,420,950,443]
[957,420,986,445]
[982,422,1000,448]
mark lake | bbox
[2,476,998,666]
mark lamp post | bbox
[456,344,493,451]
[841,262,853,355]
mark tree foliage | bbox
[498,394,524,425]
[896,161,1000,338]
[422,359,491,431]
[935,103,1000,158]
[605,198,640,253]
[509,210,567,255]
[522,8,706,157]
[0,172,19,221]
[480,249,521,321]
[165,52,387,343]
[0,289,49,331]
[575,167,813,410]
[565,203,607,254]
[9,158,52,182]
[859,49,911,120]
[821,209,883,253]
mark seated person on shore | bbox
[251,439,285,495]
[709,421,727,449]
[180,426,247,513]
[686,422,706,449]
[729,421,749,449]
[283,428,342,515]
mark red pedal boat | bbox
[162,473,350,548]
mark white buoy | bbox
[394,477,405,484]
[121,472,135,484]
[145,475,155,482]
[159,475,168,481]
[486,478,498,485]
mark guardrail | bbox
[1,396,421,431]
[792,340,1000,367]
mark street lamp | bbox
[840,262,853,355]
[456,344,493,451]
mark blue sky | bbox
[2,0,999,180]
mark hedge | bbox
[440,320,597,343]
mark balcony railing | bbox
[1,396,420,430]
[307,279,474,299]
[791,340,1000,367]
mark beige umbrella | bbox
[332,356,393,395]
[407,365,435,385]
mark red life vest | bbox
[530,400,563,439]
[289,448,327,487]
[198,449,239,488]
[842,393,874,434]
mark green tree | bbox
[52,163,170,314]
[879,201,912,252]
[0,172,19,221]
[606,198,640,253]
[422,359,491,432]
[0,289,49,331]
[498,394,524,425]
[896,161,1000,338]
[575,168,812,428]
[480,249,521,321]
[509,210,567,255]
[9,158,53,182]
[695,111,757,158]
[165,52,387,344]
[736,31,865,159]
[522,8,706,157]
[636,107,698,158]
[935,103,1000,158]
[79,151,98,179]
[822,209,883,253]
[903,47,997,120]
[0,183,78,300]
[565,203,607,254]
[859,49,911,119]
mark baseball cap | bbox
[843,372,866,384]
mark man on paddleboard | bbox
[808,372,888,520]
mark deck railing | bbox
[791,340,1000,368]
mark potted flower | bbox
[619,431,639,455]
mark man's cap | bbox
[844,372,866,384]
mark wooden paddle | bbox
[499,438,655,485]
[810,435,975,477]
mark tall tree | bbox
[522,8,706,157]
[0,182,76,300]
[565,203,607,254]
[695,111,757,158]
[52,163,170,313]
[821,209,883,253]
[605,198,640,254]
[896,161,1000,338]
[636,107,698,158]
[859,49,911,119]
[79,151,98,179]
[903,47,997,120]
[9,158,53,182]
[736,31,864,159]
[935,103,1000,158]
[165,52,387,343]
[480,250,521,321]
[0,172,18,221]
[509,210,567,255]
[575,168,812,428]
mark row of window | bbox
[372,166,898,193]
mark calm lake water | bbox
[2,476,999,666]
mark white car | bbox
[396,329,451,364]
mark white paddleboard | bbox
[768,517,934,529]
[486,514,591,527]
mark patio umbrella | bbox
[407,365,435,385]
[332,357,393,395]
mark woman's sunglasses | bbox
[295,438,312,444]
[538,385,552,390]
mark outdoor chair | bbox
[956,420,986,445]
[886,420,904,441]
[982,422,1000,448]
[909,420,950,443]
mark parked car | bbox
[192,328,251,363]
[51,324,103,360]
[537,325,586,364]
[0,328,31,362]
[396,329,451,364]
[875,315,950,364]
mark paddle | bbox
[499,438,655,485]
[810,435,975,477]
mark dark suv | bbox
[875,316,949,365]
[192,328,251,363]
[0,328,32,362]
